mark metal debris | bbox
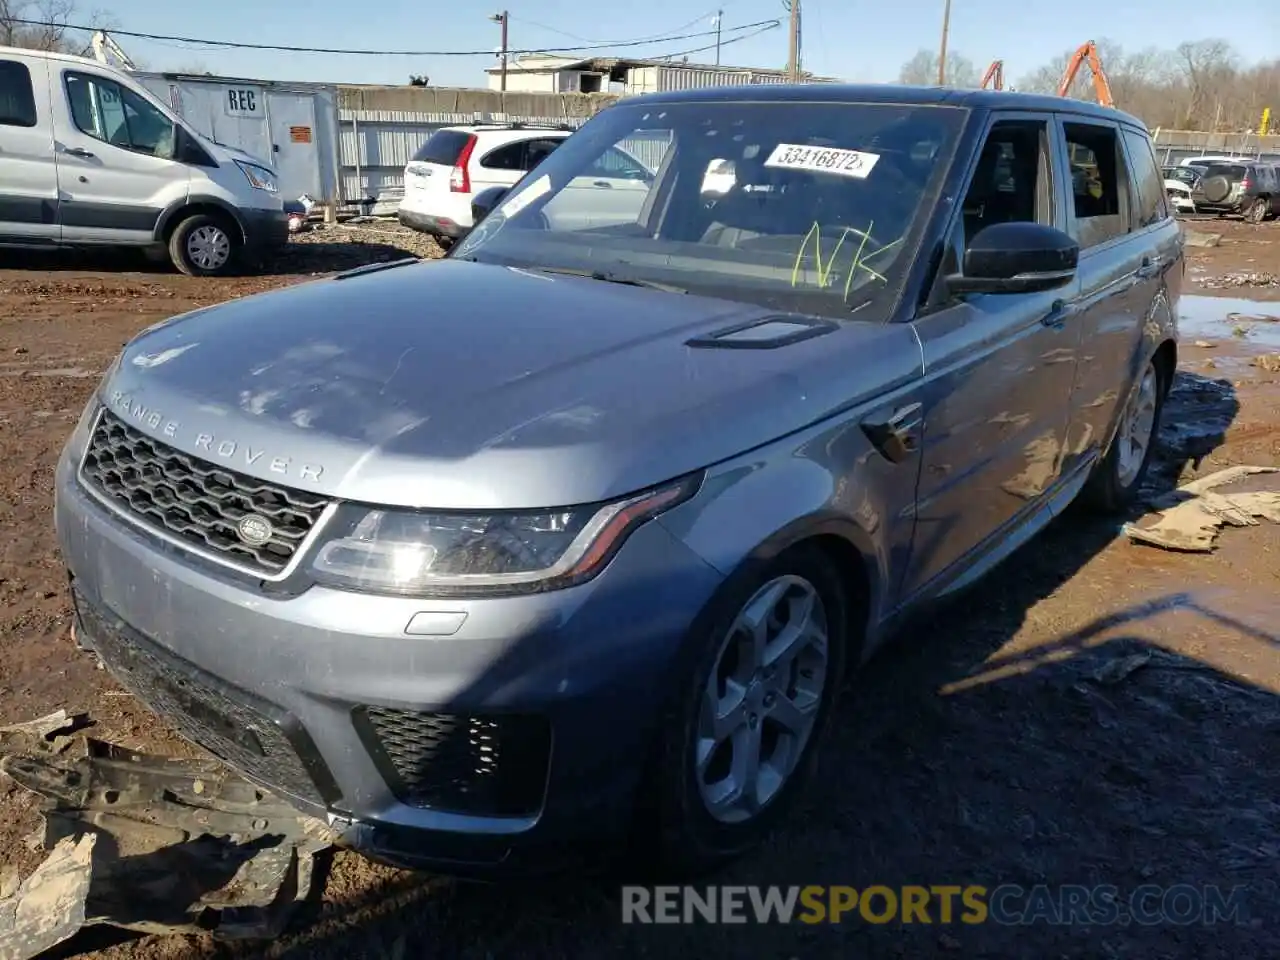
[0,712,336,960]
[1200,272,1279,290]
[1125,466,1280,552]
[0,835,95,960]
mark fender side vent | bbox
[686,316,838,350]
[333,257,421,280]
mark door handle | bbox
[1136,255,1162,279]
[62,146,95,159]
[1040,300,1080,329]
[861,402,924,464]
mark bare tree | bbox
[1,0,115,53]
[1008,36,1278,131]
[898,48,980,87]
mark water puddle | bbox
[1179,295,1280,348]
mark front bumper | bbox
[239,207,290,256]
[55,442,724,875]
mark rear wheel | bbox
[168,213,239,277]
[1244,197,1268,224]
[1083,356,1166,513]
[639,545,851,877]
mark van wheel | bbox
[1083,356,1167,513]
[638,544,850,878]
[169,214,239,276]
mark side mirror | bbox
[945,222,1079,295]
[470,186,510,224]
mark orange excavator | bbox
[979,60,1004,90]
[1057,40,1114,107]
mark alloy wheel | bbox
[1116,361,1159,488]
[696,575,830,824]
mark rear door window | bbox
[412,130,472,165]
[479,141,527,170]
[0,59,38,127]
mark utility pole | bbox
[490,11,509,92]
[713,10,723,66]
[785,0,802,82]
[936,0,951,85]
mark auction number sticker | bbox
[764,143,880,179]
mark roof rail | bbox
[469,120,576,132]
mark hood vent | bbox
[686,316,838,350]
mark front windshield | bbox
[453,99,966,317]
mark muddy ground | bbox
[0,218,1278,959]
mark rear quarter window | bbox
[0,59,38,127]
[411,130,472,165]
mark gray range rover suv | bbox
[55,85,1182,877]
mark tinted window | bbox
[960,120,1053,248]
[1122,128,1168,227]
[65,73,175,157]
[1063,122,1132,249]
[524,137,563,168]
[479,141,526,170]
[411,129,472,165]
[1202,164,1247,180]
[0,59,38,127]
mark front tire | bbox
[1083,355,1166,513]
[639,545,851,877]
[169,213,239,277]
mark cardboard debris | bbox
[0,712,337,960]
[1124,466,1280,552]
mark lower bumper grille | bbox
[353,706,550,818]
[73,591,338,810]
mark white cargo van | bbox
[0,46,286,276]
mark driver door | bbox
[899,114,1083,602]
[51,68,189,244]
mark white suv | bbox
[397,124,573,247]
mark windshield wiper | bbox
[532,266,688,294]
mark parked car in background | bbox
[0,45,287,276]
[58,86,1181,879]
[1190,161,1280,222]
[397,122,655,246]
[397,123,573,248]
[1161,165,1198,214]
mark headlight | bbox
[235,160,279,193]
[309,475,701,597]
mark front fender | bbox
[657,404,924,643]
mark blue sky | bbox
[94,0,1274,87]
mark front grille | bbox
[80,408,330,576]
[354,706,551,818]
[74,591,335,809]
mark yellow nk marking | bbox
[791,221,903,298]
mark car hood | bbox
[103,260,919,510]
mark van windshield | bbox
[452,99,965,317]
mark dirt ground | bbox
[1,217,1278,959]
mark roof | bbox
[0,44,113,69]
[621,83,1147,128]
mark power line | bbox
[4,17,780,58]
